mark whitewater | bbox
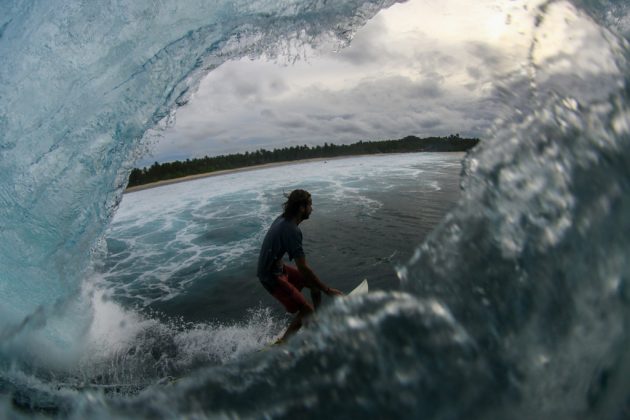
[1,0,629,418]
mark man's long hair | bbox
[282,189,311,219]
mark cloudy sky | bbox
[140,0,536,165]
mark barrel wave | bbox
[1,0,629,418]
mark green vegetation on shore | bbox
[128,134,479,188]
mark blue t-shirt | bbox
[257,216,305,285]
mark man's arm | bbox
[294,256,343,297]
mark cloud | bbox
[419,117,442,129]
[143,65,499,165]
[334,14,395,66]
[260,109,275,118]
[140,0,530,165]
[466,41,505,68]
[306,112,356,123]
[466,65,483,80]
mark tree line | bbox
[127,134,479,188]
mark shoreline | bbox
[124,152,465,194]
[124,156,347,193]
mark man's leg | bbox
[284,264,321,309]
[277,304,313,344]
[269,269,314,344]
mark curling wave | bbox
[1,0,629,418]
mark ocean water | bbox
[1,0,630,419]
[98,153,463,325]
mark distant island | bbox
[127,134,479,188]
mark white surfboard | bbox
[348,279,368,296]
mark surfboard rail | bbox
[348,279,368,296]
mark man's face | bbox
[301,199,313,220]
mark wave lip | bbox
[0,0,398,355]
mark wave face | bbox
[0,0,396,357]
[1,0,629,418]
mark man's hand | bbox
[324,287,344,297]
[295,256,344,298]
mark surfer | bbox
[257,189,343,343]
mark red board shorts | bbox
[269,265,313,314]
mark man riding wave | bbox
[257,189,343,343]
